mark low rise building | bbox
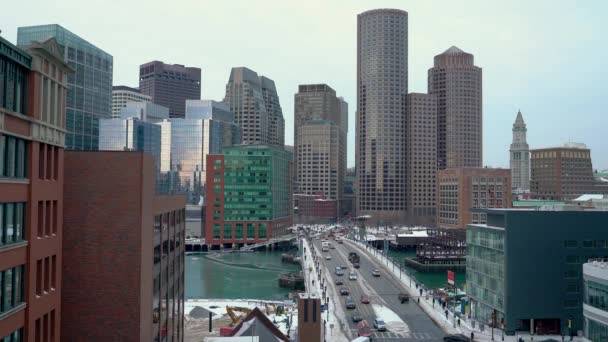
[437,168,511,229]
[467,208,608,336]
[112,85,151,118]
[583,260,608,341]
[205,145,293,248]
[62,151,186,341]
[294,193,337,224]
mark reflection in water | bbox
[186,251,301,300]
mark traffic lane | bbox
[340,242,444,340]
[313,241,376,329]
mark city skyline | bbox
[2,0,607,169]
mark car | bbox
[345,296,356,309]
[325,255,332,260]
[351,311,363,322]
[330,245,336,249]
[340,287,349,295]
[349,271,358,280]
[373,318,387,332]
[372,269,381,277]
[398,292,410,303]
[340,264,348,269]
[356,320,372,337]
[336,270,344,276]
[353,262,360,269]
[361,295,370,304]
[335,279,344,285]
[443,334,471,342]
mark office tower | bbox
[205,145,293,247]
[467,208,608,336]
[356,9,408,224]
[18,24,113,150]
[1,35,69,341]
[437,168,511,229]
[119,101,169,123]
[428,46,482,170]
[294,84,346,212]
[99,118,162,171]
[406,93,437,225]
[261,77,285,146]
[530,143,598,200]
[223,67,285,146]
[112,85,151,118]
[139,61,201,118]
[509,110,530,191]
[62,151,186,341]
[158,101,240,204]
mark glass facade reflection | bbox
[158,119,240,204]
[99,118,161,172]
[18,24,113,150]
[584,262,608,341]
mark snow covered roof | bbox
[397,231,429,238]
[573,194,605,201]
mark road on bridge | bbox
[313,238,445,342]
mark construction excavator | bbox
[226,306,252,325]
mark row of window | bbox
[0,135,28,179]
[0,265,25,315]
[0,203,26,247]
[35,255,57,296]
[0,328,23,342]
[212,223,268,240]
[34,309,56,342]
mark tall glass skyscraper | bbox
[356,9,408,224]
[99,118,161,171]
[18,24,113,150]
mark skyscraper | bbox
[111,85,151,118]
[294,84,345,202]
[18,24,113,151]
[139,61,201,118]
[428,46,482,170]
[223,67,284,146]
[509,110,530,191]
[356,9,408,224]
[406,93,437,225]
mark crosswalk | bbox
[351,330,434,340]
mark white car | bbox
[349,271,358,280]
[325,255,332,260]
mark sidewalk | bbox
[344,238,591,342]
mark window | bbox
[566,256,579,264]
[0,327,23,342]
[235,224,243,239]
[0,135,28,179]
[1,203,26,247]
[564,240,577,248]
[0,265,25,314]
[213,224,220,239]
[247,224,255,239]
[564,299,578,308]
[583,240,594,248]
[259,223,267,239]
[223,224,232,239]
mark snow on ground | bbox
[371,304,409,334]
[185,299,291,321]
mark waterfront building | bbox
[530,143,599,200]
[62,151,186,341]
[185,100,233,121]
[356,9,408,224]
[293,194,337,224]
[294,84,346,213]
[406,93,437,226]
[437,168,511,229]
[0,35,70,341]
[185,204,203,239]
[99,118,162,171]
[467,208,608,336]
[112,85,151,118]
[119,101,169,123]
[509,110,530,191]
[583,260,608,341]
[18,24,113,150]
[223,67,284,146]
[428,46,482,170]
[205,145,293,247]
[139,61,201,118]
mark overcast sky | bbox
[2,0,607,169]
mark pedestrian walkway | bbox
[344,238,591,342]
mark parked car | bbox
[372,269,381,277]
[345,296,356,309]
[443,334,471,342]
[335,279,344,285]
[361,295,370,304]
[351,311,363,322]
[349,271,358,280]
[340,287,349,295]
[373,318,387,331]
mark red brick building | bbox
[294,193,337,224]
[62,151,186,342]
[437,168,512,229]
[1,36,70,341]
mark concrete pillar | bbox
[530,318,534,334]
